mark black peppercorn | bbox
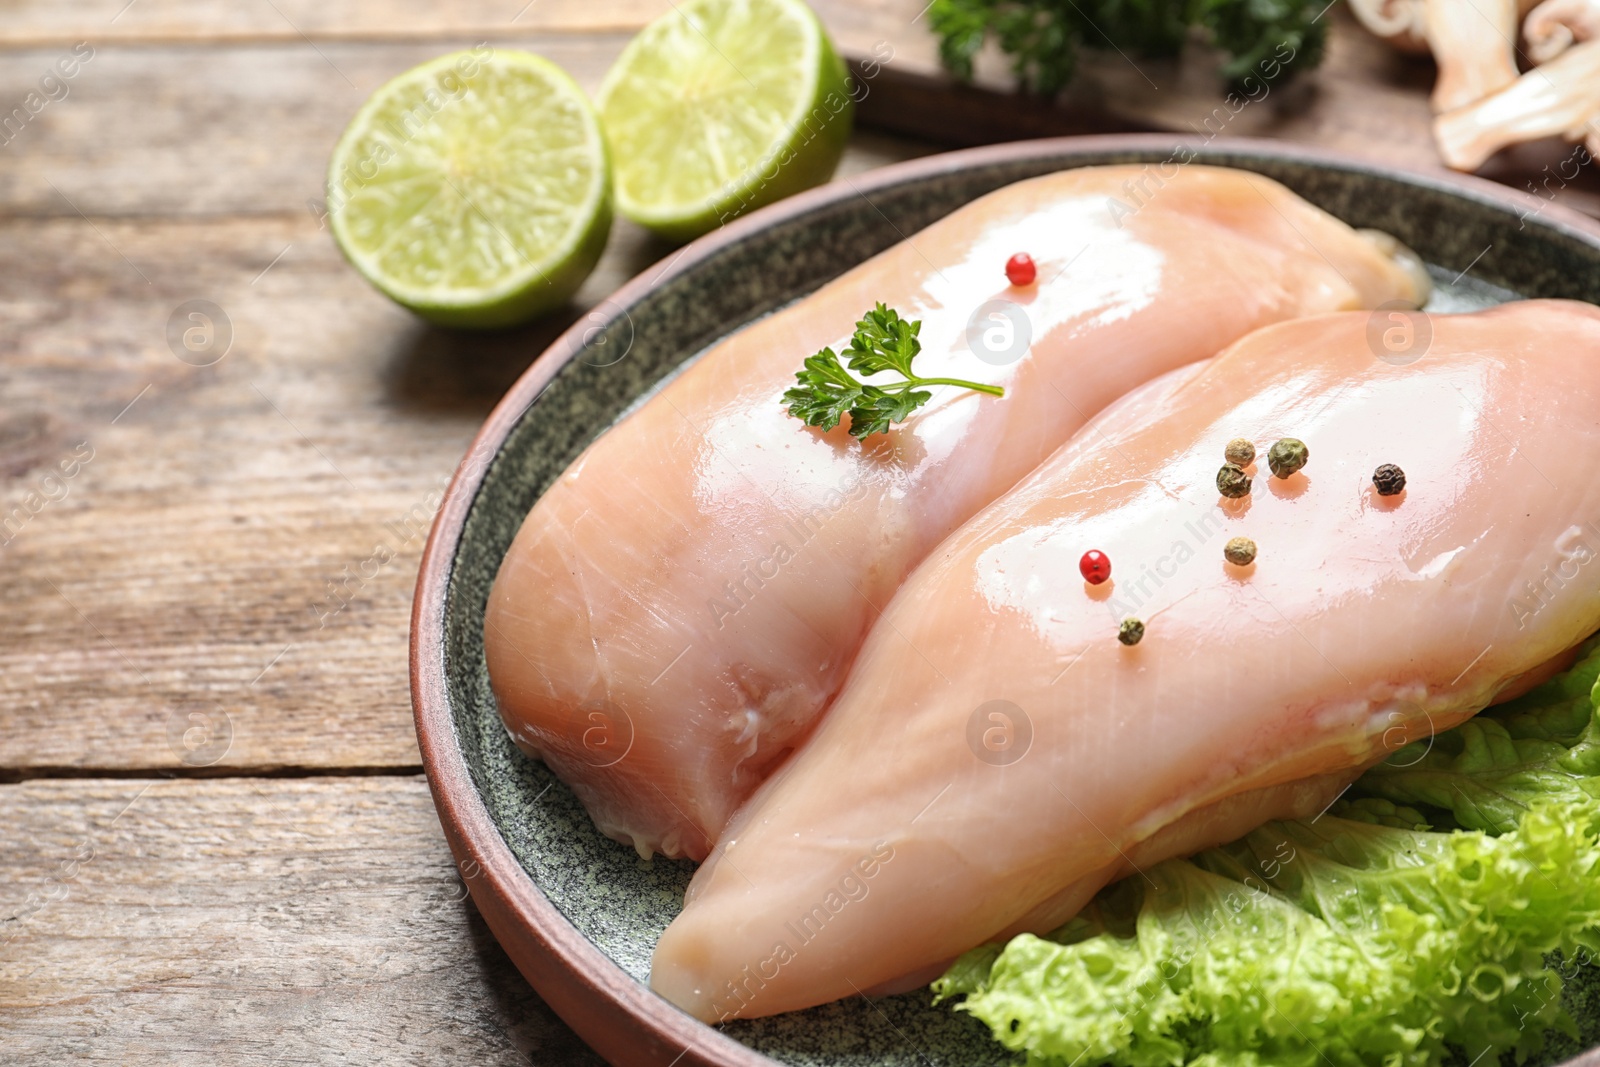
[1118,618,1145,646]
[1373,464,1406,496]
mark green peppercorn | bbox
[1118,617,1145,646]
[1268,438,1308,478]
[1216,463,1251,499]
[1225,438,1255,466]
[1373,463,1406,496]
[1224,537,1257,566]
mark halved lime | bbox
[596,0,853,242]
[327,49,611,330]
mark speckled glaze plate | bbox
[412,135,1600,1067]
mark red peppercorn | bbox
[1079,549,1111,585]
[1005,253,1037,287]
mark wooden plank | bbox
[0,0,678,46]
[0,32,932,220]
[0,38,626,219]
[2,13,1594,224]
[0,775,606,1065]
[0,212,498,774]
[0,132,936,776]
[0,0,919,48]
[5,0,1595,209]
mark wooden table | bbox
[3,3,1595,1063]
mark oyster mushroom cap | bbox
[1525,0,1600,62]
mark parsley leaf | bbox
[842,303,923,378]
[783,304,1003,441]
[784,348,864,432]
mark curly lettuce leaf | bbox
[1358,636,1600,834]
[934,639,1600,1067]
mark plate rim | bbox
[411,132,1600,1067]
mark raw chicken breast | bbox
[485,165,1427,861]
[652,300,1600,1020]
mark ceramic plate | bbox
[411,135,1600,1067]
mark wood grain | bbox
[4,1,1596,218]
[0,775,607,1065]
[0,37,626,218]
[0,35,939,217]
[0,0,678,45]
[0,0,931,48]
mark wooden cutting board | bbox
[829,2,1600,219]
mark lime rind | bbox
[327,49,611,329]
[596,0,853,241]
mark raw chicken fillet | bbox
[652,300,1600,1020]
[485,165,1425,860]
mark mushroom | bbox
[1524,0,1600,61]
[1348,0,1539,112]
[1433,37,1600,169]
[1426,0,1524,112]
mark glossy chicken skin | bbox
[485,166,1425,861]
[652,300,1600,1020]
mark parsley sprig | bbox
[928,0,1327,97]
[783,304,1004,440]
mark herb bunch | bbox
[784,304,1003,440]
[928,0,1328,96]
